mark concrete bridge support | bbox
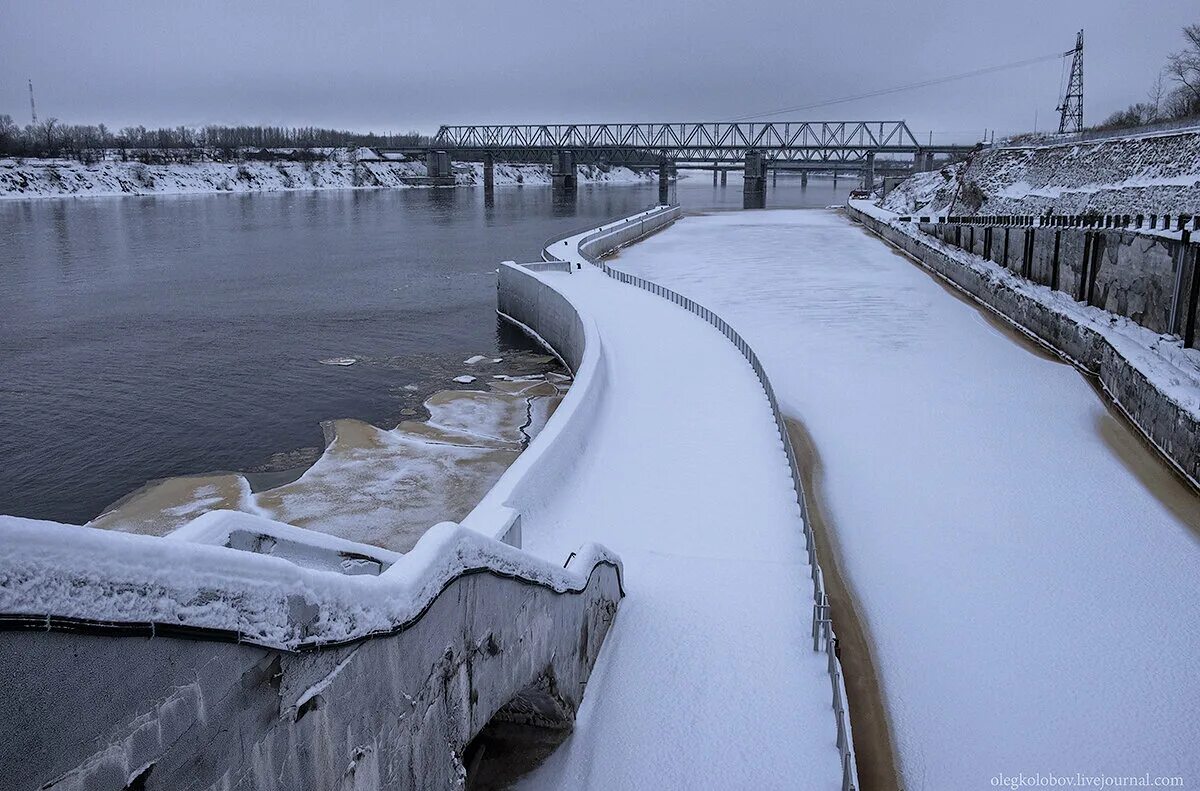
[483,152,495,193]
[743,151,767,209]
[425,149,454,186]
[658,162,671,205]
[801,172,808,189]
[862,151,876,191]
[713,166,718,186]
[552,150,577,195]
[721,170,727,186]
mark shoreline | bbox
[0,158,658,201]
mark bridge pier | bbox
[832,171,838,188]
[658,162,670,205]
[721,170,727,186]
[425,150,454,186]
[743,151,767,209]
[862,151,876,192]
[552,150,577,195]
[713,167,718,186]
[483,152,494,193]
[801,172,808,189]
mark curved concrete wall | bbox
[849,201,1200,486]
[2,559,621,790]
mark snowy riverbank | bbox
[881,126,1200,215]
[0,157,656,199]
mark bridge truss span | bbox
[431,120,953,165]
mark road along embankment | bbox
[848,200,1200,487]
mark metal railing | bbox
[544,205,859,791]
[899,211,1198,234]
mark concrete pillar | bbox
[801,172,808,189]
[551,150,576,194]
[482,152,494,192]
[658,162,670,205]
[743,150,766,209]
[832,171,838,188]
[713,167,718,186]
[862,152,876,191]
[425,150,453,186]
[924,152,935,172]
[913,150,926,173]
[720,170,727,186]
[772,169,777,187]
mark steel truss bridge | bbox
[423,121,979,167]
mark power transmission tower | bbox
[1056,30,1083,134]
[28,79,38,124]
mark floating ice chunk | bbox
[464,355,487,365]
[491,358,502,363]
[453,375,477,384]
[402,384,419,391]
[319,357,357,366]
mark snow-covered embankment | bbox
[0,156,654,199]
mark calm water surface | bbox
[0,175,849,522]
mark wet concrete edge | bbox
[784,415,902,791]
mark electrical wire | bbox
[728,51,1066,122]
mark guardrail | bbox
[545,205,860,791]
[898,211,1198,235]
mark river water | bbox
[0,175,849,523]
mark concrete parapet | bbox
[1,550,622,790]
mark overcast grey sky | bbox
[1,0,1196,144]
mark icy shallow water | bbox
[612,210,1200,789]
[0,176,847,524]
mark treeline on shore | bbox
[1091,22,1200,131]
[0,118,431,162]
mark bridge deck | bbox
[608,210,1200,788]
[512,234,843,789]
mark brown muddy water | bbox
[785,415,901,791]
[92,354,569,552]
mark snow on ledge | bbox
[0,511,620,651]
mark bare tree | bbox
[1146,71,1168,121]
[1165,23,1200,111]
[0,114,16,151]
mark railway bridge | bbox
[389,121,982,206]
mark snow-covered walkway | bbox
[611,210,1200,789]
[512,248,843,788]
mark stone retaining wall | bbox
[917,220,1200,343]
